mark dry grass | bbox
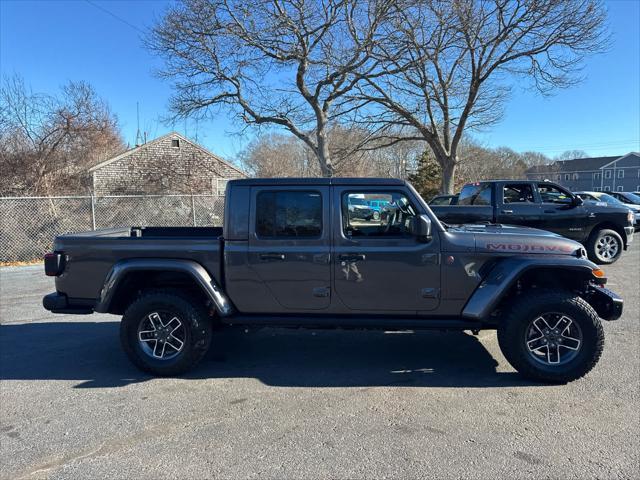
[0,260,41,267]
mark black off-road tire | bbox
[497,291,604,383]
[120,290,213,376]
[586,228,623,265]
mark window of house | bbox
[256,191,322,238]
[342,192,416,238]
[503,184,535,203]
[573,173,579,180]
[594,172,601,180]
[617,186,623,191]
[594,187,602,192]
[618,170,624,178]
[216,178,228,196]
[605,170,612,179]
[458,183,492,206]
[556,175,561,180]
[538,183,573,204]
[564,173,570,181]
[171,139,180,148]
[604,185,610,191]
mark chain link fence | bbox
[0,195,225,262]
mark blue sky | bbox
[1,0,639,162]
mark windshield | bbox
[620,192,640,204]
[596,193,624,205]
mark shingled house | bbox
[525,152,640,192]
[89,132,245,196]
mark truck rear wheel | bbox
[586,228,623,264]
[120,290,212,376]
[497,291,604,383]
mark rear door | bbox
[496,182,542,226]
[247,186,331,311]
[332,186,441,313]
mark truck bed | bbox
[53,227,224,303]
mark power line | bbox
[84,0,146,35]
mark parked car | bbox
[429,180,634,264]
[43,177,623,383]
[429,194,459,206]
[575,191,640,230]
[609,191,640,206]
[347,195,375,221]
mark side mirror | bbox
[410,214,432,239]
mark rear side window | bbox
[458,183,492,205]
[256,191,322,238]
[503,184,535,203]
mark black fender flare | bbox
[94,258,234,316]
[461,256,598,321]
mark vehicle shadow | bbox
[0,321,544,389]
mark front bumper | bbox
[585,285,623,321]
[624,226,634,246]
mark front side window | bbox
[256,191,322,238]
[538,184,573,204]
[342,192,416,238]
[458,183,492,206]
[503,184,535,203]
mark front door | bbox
[332,187,441,313]
[248,186,331,311]
[536,183,586,240]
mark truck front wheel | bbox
[120,290,212,376]
[586,228,623,264]
[497,291,604,383]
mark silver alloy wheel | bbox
[596,234,620,261]
[524,313,582,366]
[137,311,185,360]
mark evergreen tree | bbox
[408,150,442,200]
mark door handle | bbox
[259,253,285,261]
[339,253,366,262]
[501,209,513,214]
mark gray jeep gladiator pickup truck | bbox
[43,178,623,383]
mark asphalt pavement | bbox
[1,244,638,479]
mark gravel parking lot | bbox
[1,244,638,479]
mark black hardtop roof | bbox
[228,177,407,187]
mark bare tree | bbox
[555,149,589,161]
[353,0,608,193]
[0,75,124,195]
[150,0,395,176]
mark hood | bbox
[449,224,586,256]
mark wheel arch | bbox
[462,257,597,323]
[95,259,234,317]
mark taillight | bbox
[44,252,65,276]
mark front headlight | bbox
[628,210,634,223]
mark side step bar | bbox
[221,315,485,330]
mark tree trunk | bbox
[440,158,456,194]
[316,129,334,177]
